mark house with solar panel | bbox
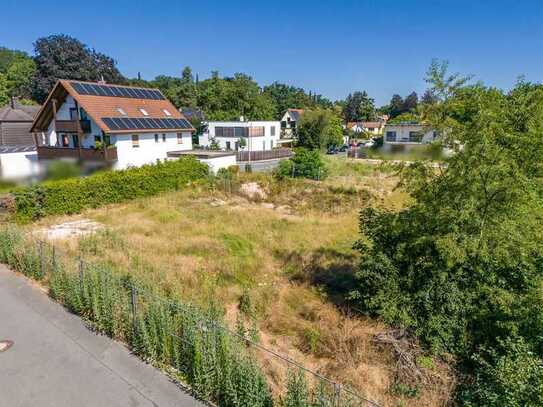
[30,80,196,170]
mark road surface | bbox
[0,265,203,407]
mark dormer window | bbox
[163,109,171,116]
[117,107,127,115]
[139,108,149,116]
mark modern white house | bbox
[30,80,214,171]
[384,122,438,146]
[199,120,281,152]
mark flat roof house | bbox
[0,98,41,180]
[200,120,281,152]
[31,80,195,170]
[384,122,437,145]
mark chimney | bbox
[10,96,15,109]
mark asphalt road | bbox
[0,265,203,407]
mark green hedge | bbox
[12,157,210,222]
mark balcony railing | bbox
[55,119,91,133]
[37,146,117,161]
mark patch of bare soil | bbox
[35,219,103,240]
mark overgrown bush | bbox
[12,157,209,222]
[274,148,327,181]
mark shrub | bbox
[274,148,327,181]
[45,160,81,180]
[12,157,209,222]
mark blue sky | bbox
[1,0,542,105]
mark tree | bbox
[388,94,404,118]
[297,109,343,149]
[6,58,36,99]
[350,61,543,403]
[402,91,418,112]
[31,34,125,102]
[342,91,375,122]
[420,89,438,105]
[0,47,29,73]
[0,73,8,106]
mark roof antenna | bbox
[98,75,106,85]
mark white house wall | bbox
[204,121,280,151]
[384,125,437,145]
[0,151,41,180]
[113,132,192,170]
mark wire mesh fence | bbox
[0,227,380,407]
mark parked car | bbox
[364,139,376,147]
[326,146,339,154]
[339,144,349,152]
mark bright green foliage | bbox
[275,148,328,181]
[12,157,209,222]
[6,57,36,99]
[462,338,543,406]
[297,109,344,150]
[350,61,543,403]
[263,82,333,118]
[284,369,309,407]
[0,73,8,106]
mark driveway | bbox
[0,265,203,407]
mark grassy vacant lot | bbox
[30,156,453,406]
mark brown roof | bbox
[31,80,194,134]
[0,99,40,122]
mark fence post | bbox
[51,246,56,274]
[334,383,342,407]
[131,284,138,335]
[38,240,44,277]
[78,257,84,294]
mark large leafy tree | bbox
[342,91,376,122]
[31,34,125,102]
[297,109,343,149]
[351,61,543,403]
[0,47,36,101]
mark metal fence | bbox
[22,235,380,407]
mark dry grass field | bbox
[30,157,454,406]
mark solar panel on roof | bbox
[80,83,95,95]
[101,86,116,97]
[102,117,120,130]
[101,117,192,131]
[71,82,88,94]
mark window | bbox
[117,107,127,116]
[94,135,102,144]
[154,134,159,143]
[61,134,69,147]
[271,126,276,136]
[249,126,264,137]
[385,131,397,142]
[104,135,111,146]
[162,133,166,142]
[408,131,423,142]
[226,141,231,150]
[177,133,183,144]
[132,134,139,148]
[163,109,172,116]
[139,108,149,116]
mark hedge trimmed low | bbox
[13,157,209,222]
